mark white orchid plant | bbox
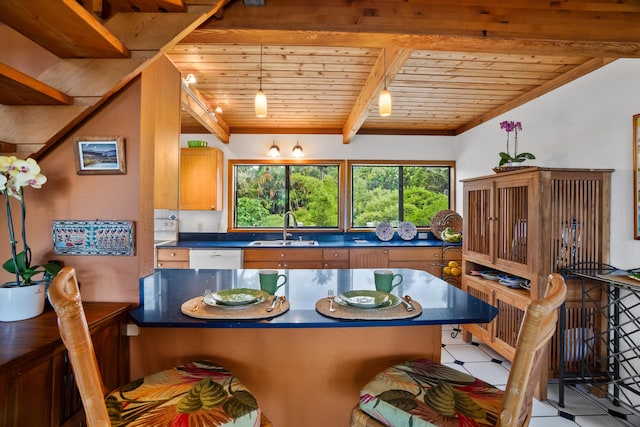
[0,157,61,286]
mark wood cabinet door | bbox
[156,248,190,269]
[461,278,494,344]
[349,248,389,268]
[179,147,222,210]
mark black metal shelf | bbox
[560,263,640,418]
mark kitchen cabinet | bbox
[156,247,190,268]
[388,247,461,277]
[322,249,349,269]
[0,303,130,427]
[179,147,223,210]
[243,248,323,269]
[461,167,612,395]
[349,248,389,268]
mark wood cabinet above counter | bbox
[179,147,223,210]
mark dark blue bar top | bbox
[129,268,497,329]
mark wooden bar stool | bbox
[351,273,567,427]
[48,266,272,427]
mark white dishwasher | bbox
[189,249,243,269]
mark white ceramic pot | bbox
[0,281,46,322]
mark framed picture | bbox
[73,136,126,175]
[634,114,640,239]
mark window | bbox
[231,160,342,229]
[349,161,454,228]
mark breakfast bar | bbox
[129,268,497,427]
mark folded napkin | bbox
[181,295,289,320]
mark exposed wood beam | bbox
[181,86,230,143]
[0,0,129,58]
[0,63,73,105]
[343,48,412,144]
[184,29,640,58]
[209,0,640,51]
[456,57,615,134]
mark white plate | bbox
[397,221,417,240]
[375,222,394,241]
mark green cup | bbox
[374,270,403,293]
[259,270,287,295]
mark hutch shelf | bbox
[461,167,612,398]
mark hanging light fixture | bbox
[267,141,280,157]
[184,73,196,84]
[292,141,304,157]
[379,49,392,117]
[255,45,267,118]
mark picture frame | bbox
[634,114,640,239]
[73,136,126,175]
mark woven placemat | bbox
[315,297,422,320]
[181,295,289,320]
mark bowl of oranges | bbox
[442,260,461,277]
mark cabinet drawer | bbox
[157,261,190,269]
[323,261,350,269]
[388,247,440,262]
[244,261,323,269]
[243,248,322,262]
[323,249,349,261]
[156,248,189,262]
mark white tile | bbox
[477,344,509,362]
[532,398,560,417]
[440,348,455,363]
[463,361,510,386]
[444,344,493,362]
[574,415,629,426]
[528,416,578,426]
[546,386,608,416]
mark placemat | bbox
[315,297,422,320]
[181,295,289,320]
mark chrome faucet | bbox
[283,211,297,243]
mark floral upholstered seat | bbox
[356,358,503,426]
[105,360,262,427]
[352,273,568,427]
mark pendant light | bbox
[267,141,280,157]
[292,141,304,157]
[255,45,267,118]
[379,49,392,117]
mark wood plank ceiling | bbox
[1,1,639,156]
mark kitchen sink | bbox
[248,240,319,246]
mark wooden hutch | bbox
[461,167,612,397]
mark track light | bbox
[292,142,304,157]
[267,141,280,157]
[185,73,196,84]
[255,45,267,118]
[379,49,392,117]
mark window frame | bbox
[228,159,346,232]
[346,160,456,231]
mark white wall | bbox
[180,58,640,269]
[456,58,640,269]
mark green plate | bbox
[336,290,400,309]
[206,288,267,306]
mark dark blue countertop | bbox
[157,231,460,249]
[129,268,496,328]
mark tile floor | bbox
[440,325,640,427]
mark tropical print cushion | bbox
[359,358,504,426]
[105,360,262,427]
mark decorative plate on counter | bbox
[398,221,417,240]
[479,270,500,281]
[205,288,268,307]
[430,210,463,240]
[376,222,394,241]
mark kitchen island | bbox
[129,268,496,427]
